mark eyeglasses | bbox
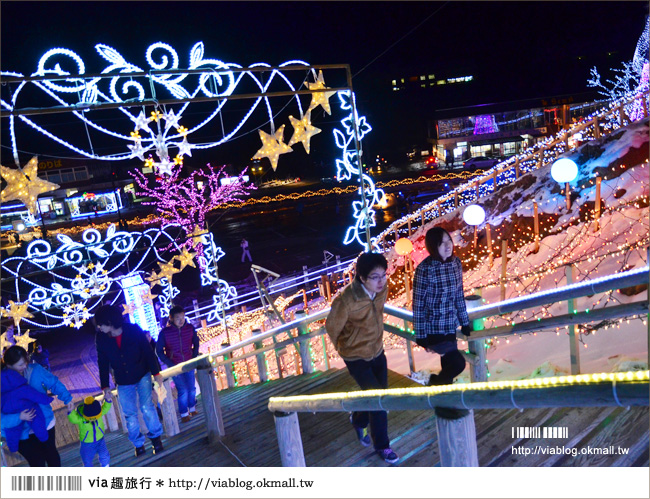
[367,273,387,282]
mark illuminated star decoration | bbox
[158,261,182,282]
[174,248,197,271]
[1,332,14,351]
[128,131,147,160]
[14,331,36,351]
[307,70,336,115]
[252,125,293,171]
[133,111,153,134]
[146,270,162,284]
[4,300,34,327]
[140,288,158,305]
[1,157,60,215]
[288,111,321,154]
[62,303,91,329]
[122,303,136,316]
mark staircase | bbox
[29,369,648,467]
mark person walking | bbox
[412,227,472,390]
[156,306,200,423]
[0,345,74,466]
[67,395,113,467]
[94,305,165,457]
[325,252,399,465]
[30,340,51,371]
[240,238,252,262]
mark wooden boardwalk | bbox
[6,368,649,467]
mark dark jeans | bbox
[343,351,390,450]
[433,346,466,385]
[18,427,61,467]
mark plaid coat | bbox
[412,255,470,338]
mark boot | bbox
[150,436,164,455]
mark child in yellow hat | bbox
[67,394,112,467]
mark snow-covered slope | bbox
[384,117,649,381]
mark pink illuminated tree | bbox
[130,161,254,245]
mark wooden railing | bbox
[267,371,650,466]
[374,90,650,249]
[2,265,646,467]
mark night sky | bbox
[1,1,647,174]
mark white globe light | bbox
[551,158,578,184]
[463,204,485,226]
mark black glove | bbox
[461,324,472,337]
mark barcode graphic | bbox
[511,426,569,439]
[11,476,82,491]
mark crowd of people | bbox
[2,224,470,467]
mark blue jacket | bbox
[96,322,161,389]
[0,363,72,441]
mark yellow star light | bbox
[288,111,321,154]
[158,261,181,281]
[5,300,34,327]
[141,288,158,305]
[146,270,161,284]
[307,70,336,115]
[122,303,136,316]
[174,248,197,271]
[1,157,60,215]
[1,332,13,351]
[252,125,293,171]
[14,330,36,351]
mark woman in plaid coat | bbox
[413,227,472,386]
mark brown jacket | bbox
[325,279,388,361]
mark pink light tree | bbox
[130,161,254,257]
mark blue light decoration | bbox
[1,42,311,166]
[333,90,382,251]
[0,223,199,329]
[195,230,238,324]
[157,277,180,321]
[119,274,160,340]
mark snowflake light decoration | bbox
[1,41,311,166]
[63,303,91,329]
[333,90,380,251]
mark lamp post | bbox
[551,158,578,210]
[395,237,414,305]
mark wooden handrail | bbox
[268,372,649,413]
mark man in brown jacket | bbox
[325,252,399,465]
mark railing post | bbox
[407,217,412,237]
[619,102,626,126]
[435,410,479,467]
[593,116,601,139]
[196,366,226,442]
[566,265,581,375]
[295,310,314,374]
[321,335,330,371]
[253,328,268,383]
[500,240,508,301]
[514,158,520,179]
[533,201,540,252]
[404,319,416,373]
[273,411,306,467]
[160,378,180,437]
[642,95,648,118]
[221,343,236,388]
[594,176,602,232]
[465,295,487,382]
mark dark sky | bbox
[1,1,647,172]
